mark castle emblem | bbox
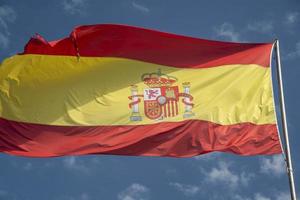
[128,69,194,121]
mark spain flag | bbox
[0,24,281,157]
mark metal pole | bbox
[274,39,297,200]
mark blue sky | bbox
[0,0,299,199]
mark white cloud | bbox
[286,41,300,59]
[132,1,150,13]
[63,156,89,174]
[204,161,239,188]
[62,0,88,15]
[275,192,291,200]
[202,161,254,189]
[79,193,90,200]
[240,171,255,186]
[118,183,149,200]
[0,5,16,49]
[214,23,241,42]
[194,152,220,161]
[247,20,273,33]
[285,12,299,25]
[232,194,252,200]
[64,156,76,166]
[169,182,200,196]
[254,193,271,200]
[260,155,285,177]
[231,192,290,200]
[0,5,16,32]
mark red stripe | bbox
[167,102,171,117]
[22,24,272,68]
[163,105,167,118]
[0,117,281,157]
[171,101,175,117]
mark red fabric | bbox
[5,24,279,158]
[0,117,281,157]
[23,24,273,68]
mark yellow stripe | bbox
[0,54,276,126]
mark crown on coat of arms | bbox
[141,69,178,88]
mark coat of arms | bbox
[128,69,194,121]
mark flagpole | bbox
[274,39,297,200]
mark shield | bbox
[144,100,162,119]
[161,86,179,117]
[143,88,162,119]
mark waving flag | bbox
[0,24,281,157]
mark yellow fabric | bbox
[0,54,276,126]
